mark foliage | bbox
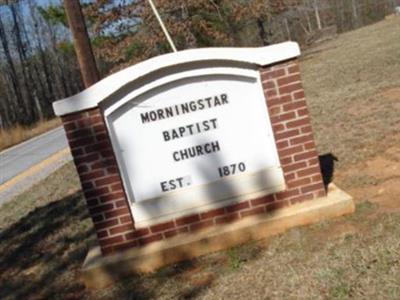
[37,5,68,27]
[0,0,396,128]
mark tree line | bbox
[0,0,83,128]
[0,0,398,129]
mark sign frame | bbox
[102,65,286,226]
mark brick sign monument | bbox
[53,42,353,287]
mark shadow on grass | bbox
[0,190,162,299]
[0,192,94,299]
[123,241,265,300]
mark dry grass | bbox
[0,165,398,299]
[0,118,61,152]
[301,17,400,166]
[0,17,400,299]
[196,206,400,299]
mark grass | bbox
[0,166,398,299]
[0,118,61,152]
[301,17,400,166]
[1,17,400,299]
[0,163,94,299]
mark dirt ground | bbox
[337,141,400,214]
[331,86,400,215]
[0,17,399,300]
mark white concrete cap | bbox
[53,41,300,116]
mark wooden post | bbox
[64,0,100,88]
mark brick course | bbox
[61,59,326,256]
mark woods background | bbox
[0,0,398,129]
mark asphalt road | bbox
[0,126,72,205]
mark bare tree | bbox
[0,12,28,124]
[28,0,55,112]
[313,0,322,29]
[10,2,38,122]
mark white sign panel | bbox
[53,44,301,225]
[108,73,284,206]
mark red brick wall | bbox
[61,58,326,256]
[61,110,136,254]
[260,59,326,203]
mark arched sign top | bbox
[53,42,300,117]
[101,64,288,224]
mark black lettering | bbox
[172,130,179,139]
[161,181,168,192]
[169,179,176,190]
[189,101,197,111]
[141,94,229,124]
[204,143,211,153]
[181,103,190,114]
[163,131,170,141]
[176,177,184,188]
[187,124,194,135]
[149,111,157,121]
[181,149,190,160]
[196,145,203,155]
[141,112,150,123]
[173,151,180,161]
[195,122,201,133]
[203,120,210,131]
[161,177,190,192]
[163,119,219,142]
[187,147,195,158]
[221,93,228,104]
[211,141,220,152]
[157,109,165,120]
[214,95,222,106]
[179,127,186,137]
[210,118,218,129]
[165,107,174,118]
[197,99,205,109]
[172,141,221,162]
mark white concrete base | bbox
[81,184,354,288]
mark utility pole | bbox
[64,0,100,88]
[147,0,177,52]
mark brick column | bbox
[61,109,137,255]
[260,59,326,204]
[61,59,326,256]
